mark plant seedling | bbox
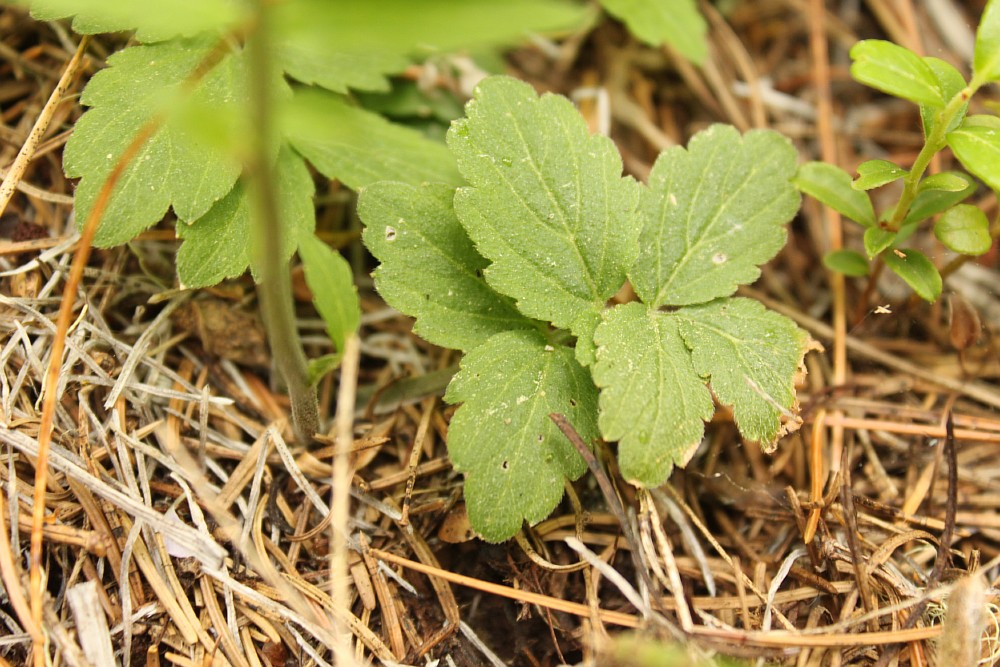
[795,0,1000,302]
[360,76,811,541]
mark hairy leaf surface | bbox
[444,331,599,542]
[675,298,807,448]
[176,147,315,288]
[448,76,641,356]
[631,125,799,307]
[65,38,248,246]
[358,182,536,351]
[593,303,713,487]
[286,88,460,188]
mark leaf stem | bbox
[246,1,319,443]
[885,85,976,231]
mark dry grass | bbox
[2,2,1000,665]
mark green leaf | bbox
[28,0,244,42]
[598,0,707,64]
[275,0,588,58]
[850,40,944,107]
[904,171,977,225]
[920,57,968,137]
[298,234,360,355]
[948,115,1000,192]
[65,38,247,246]
[852,159,907,190]
[794,162,876,227]
[176,146,314,288]
[975,0,1000,82]
[285,88,461,188]
[358,181,536,352]
[823,249,869,277]
[883,249,942,302]
[934,204,993,256]
[307,354,343,387]
[632,125,799,308]
[444,330,599,542]
[593,303,713,487]
[675,298,808,447]
[863,227,897,258]
[276,44,408,94]
[448,76,641,362]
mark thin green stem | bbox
[247,1,319,443]
[886,85,976,231]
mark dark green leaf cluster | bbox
[360,76,809,541]
[796,0,1000,301]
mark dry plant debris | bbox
[2,2,1000,666]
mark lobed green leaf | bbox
[176,146,315,288]
[286,88,461,189]
[65,38,249,246]
[598,0,707,64]
[28,0,243,42]
[850,40,944,107]
[448,76,641,364]
[277,44,408,94]
[358,182,537,352]
[794,162,876,227]
[883,249,942,302]
[934,204,993,256]
[947,115,1000,192]
[298,234,361,355]
[593,303,713,487]
[444,331,599,542]
[675,298,808,449]
[631,125,799,308]
[852,159,907,190]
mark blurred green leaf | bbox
[277,43,408,94]
[975,0,1000,82]
[921,57,968,137]
[823,249,869,276]
[598,0,707,64]
[29,0,244,41]
[934,204,993,255]
[285,88,461,188]
[852,159,907,190]
[850,40,943,107]
[298,233,360,354]
[948,115,1000,192]
[863,227,896,258]
[883,249,942,301]
[794,162,876,226]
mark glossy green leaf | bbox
[904,171,977,225]
[850,40,944,107]
[444,330,599,542]
[863,227,897,258]
[823,249,869,277]
[65,38,247,246]
[298,234,361,355]
[598,0,707,64]
[675,298,808,447]
[794,162,876,227]
[593,303,713,487]
[883,249,942,302]
[631,125,799,307]
[448,76,641,364]
[934,204,993,256]
[853,159,907,190]
[285,88,461,189]
[358,182,536,352]
[921,57,968,137]
[975,0,1000,82]
[176,146,315,288]
[948,115,1000,192]
[28,0,243,42]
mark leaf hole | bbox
[712,252,727,264]
[385,226,397,242]
[569,399,577,408]
[501,460,510,470]
[537,434,544,443]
